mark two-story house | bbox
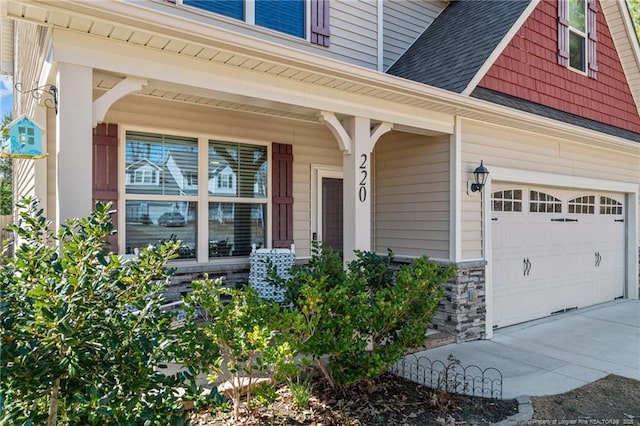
[2,0,639,341]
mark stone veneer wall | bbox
[391,257,487,343]
[162,260,251,303]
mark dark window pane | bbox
[514,190,522,200]
[514,202,522,212]
[209,141,268,198]
[209,202,266,257]
[183,0,244,20]
[126,200,196,259]
[126,132,198,196]
[569,0,586,31]
[255,0,305,38]
[569,31,586,71]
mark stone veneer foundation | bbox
[391,257,487,343]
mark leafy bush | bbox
[274,243,453,388]
[287,376,313,409]
[185,277,296,419]
[0,198,197,425]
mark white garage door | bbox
[491,185,625,328]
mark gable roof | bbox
[386,0,532,93]
[472,87,640,143]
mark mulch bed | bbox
[190,372,518,425]
[531,374,640,425]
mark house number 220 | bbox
[359,153,368,202]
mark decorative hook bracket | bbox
[15,83,58,114]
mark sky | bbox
[0,75,13,120]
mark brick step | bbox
[406,331,455,354]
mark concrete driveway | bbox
[411,300,640,399]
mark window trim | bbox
[567,0,587,74]
[119,125,272,263]
[558,0,597,78]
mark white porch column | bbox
[342,116,372,263]
[56,63,93,228]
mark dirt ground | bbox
[190,372,518,425]
[190,373,640,426]
[529,375,640,426]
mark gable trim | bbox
[609,0,640,115]
[461,0,539,96]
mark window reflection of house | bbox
[165,150,198,193]
[125,159,160,186]
[209,163,237,195]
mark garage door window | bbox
[600,197,623,215]
[492,189,522,212]
[530,191,562,213]
[568,195,595,214]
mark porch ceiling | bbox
[94,71,320,123]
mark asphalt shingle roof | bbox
[386,0,531,93]
[471,87,640,143]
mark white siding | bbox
[1,18,14,74]
[330,0,379,69]
[373,132,450,259]
[382,0,447,71]
[13,22,50,216]
[104,95,341,258]
[461,119,640,260]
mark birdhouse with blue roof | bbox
[1,115,46,159]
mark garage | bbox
[491,184,625,328]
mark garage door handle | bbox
[523,258,531,276]
[595,252,602,267]
[614,219,624,223]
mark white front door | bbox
[491,185,625,328]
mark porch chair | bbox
[248,244,295,302]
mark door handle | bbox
[523,258,531,276]
[595,252,601,267]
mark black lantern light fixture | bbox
[470,161,489,192]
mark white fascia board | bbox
[462,0,540,96]
[50,30,454,134]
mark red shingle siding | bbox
[478,0,640,133]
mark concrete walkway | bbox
[410,300,640,399]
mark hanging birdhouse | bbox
[1,115,47,159]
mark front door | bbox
[314,167,343,257]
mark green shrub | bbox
[287,376,313,409]
[185,277,296,419]
[0,198,196,425]
[274,243,453,388]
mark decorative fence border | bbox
[389,353,503,399]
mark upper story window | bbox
[568,0,586,71]
[181,0,329,46]
[558,0,597,77]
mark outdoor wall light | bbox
[469,161,489,193]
